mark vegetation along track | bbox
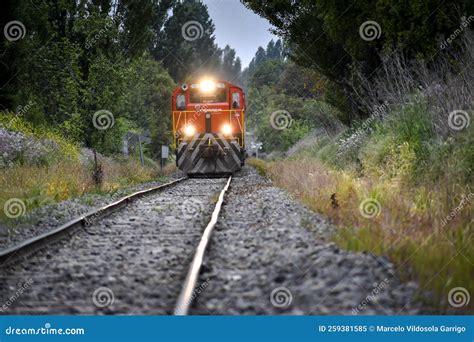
[0,167,421,315]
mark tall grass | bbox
[253,135,472,313]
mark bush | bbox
[0,113,79,167]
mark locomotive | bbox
[172,79,246,175]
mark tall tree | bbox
[242,0,473,121]
[220,45,242,83]
[152,0,221,82]
[0,0,176,154]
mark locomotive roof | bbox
[172,80,243,93]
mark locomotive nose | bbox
[199,138,227,158]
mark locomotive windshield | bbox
[190,88,227,103]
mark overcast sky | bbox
[202,0,278,68]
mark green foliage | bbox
[247,158,267,177]
[242,36,348,154]
[299,97,472,189]
[153,0,221,82]
[245,63,339,153]
[242,39,285,87]
[242,0,473,119]
[120,57,176,158]
[1,0,246,159]
[249,59,285,88]
[322,81,352,125]
[0,112,80,161]
[359,100,433,176]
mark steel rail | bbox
[0,177,187,266]
[174,175,232,315]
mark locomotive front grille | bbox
[176,133,243,175]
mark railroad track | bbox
[0,175,233,315]
[0,177,187,266]
[175,176,232,315]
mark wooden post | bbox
[138,135,144,167]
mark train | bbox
[171,79,246,176]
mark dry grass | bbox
[249,158,473,313]
[0,158,176,222]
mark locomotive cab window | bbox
[232,93,241,109]
[176,94,186,110]
[190,88,227,103]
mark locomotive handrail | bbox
[172,109,244,113]
[176,135,243,146]
[172,109,245,147]
[172,108,244,129]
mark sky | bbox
[202,0,278,68]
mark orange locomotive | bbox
[171,79,246,175]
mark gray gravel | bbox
[192,167,419,315]
[0,167,420,315]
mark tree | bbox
[152,0,221,82]
[219,45,242,83]
[242,0,473,121]
[242,39,285,88]
[118,0,173,59]
[0,0,177,155]
[120,57,175,158]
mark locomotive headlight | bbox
[221,123,232,136]
[200,79,215,92]
[183,124,196,137]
